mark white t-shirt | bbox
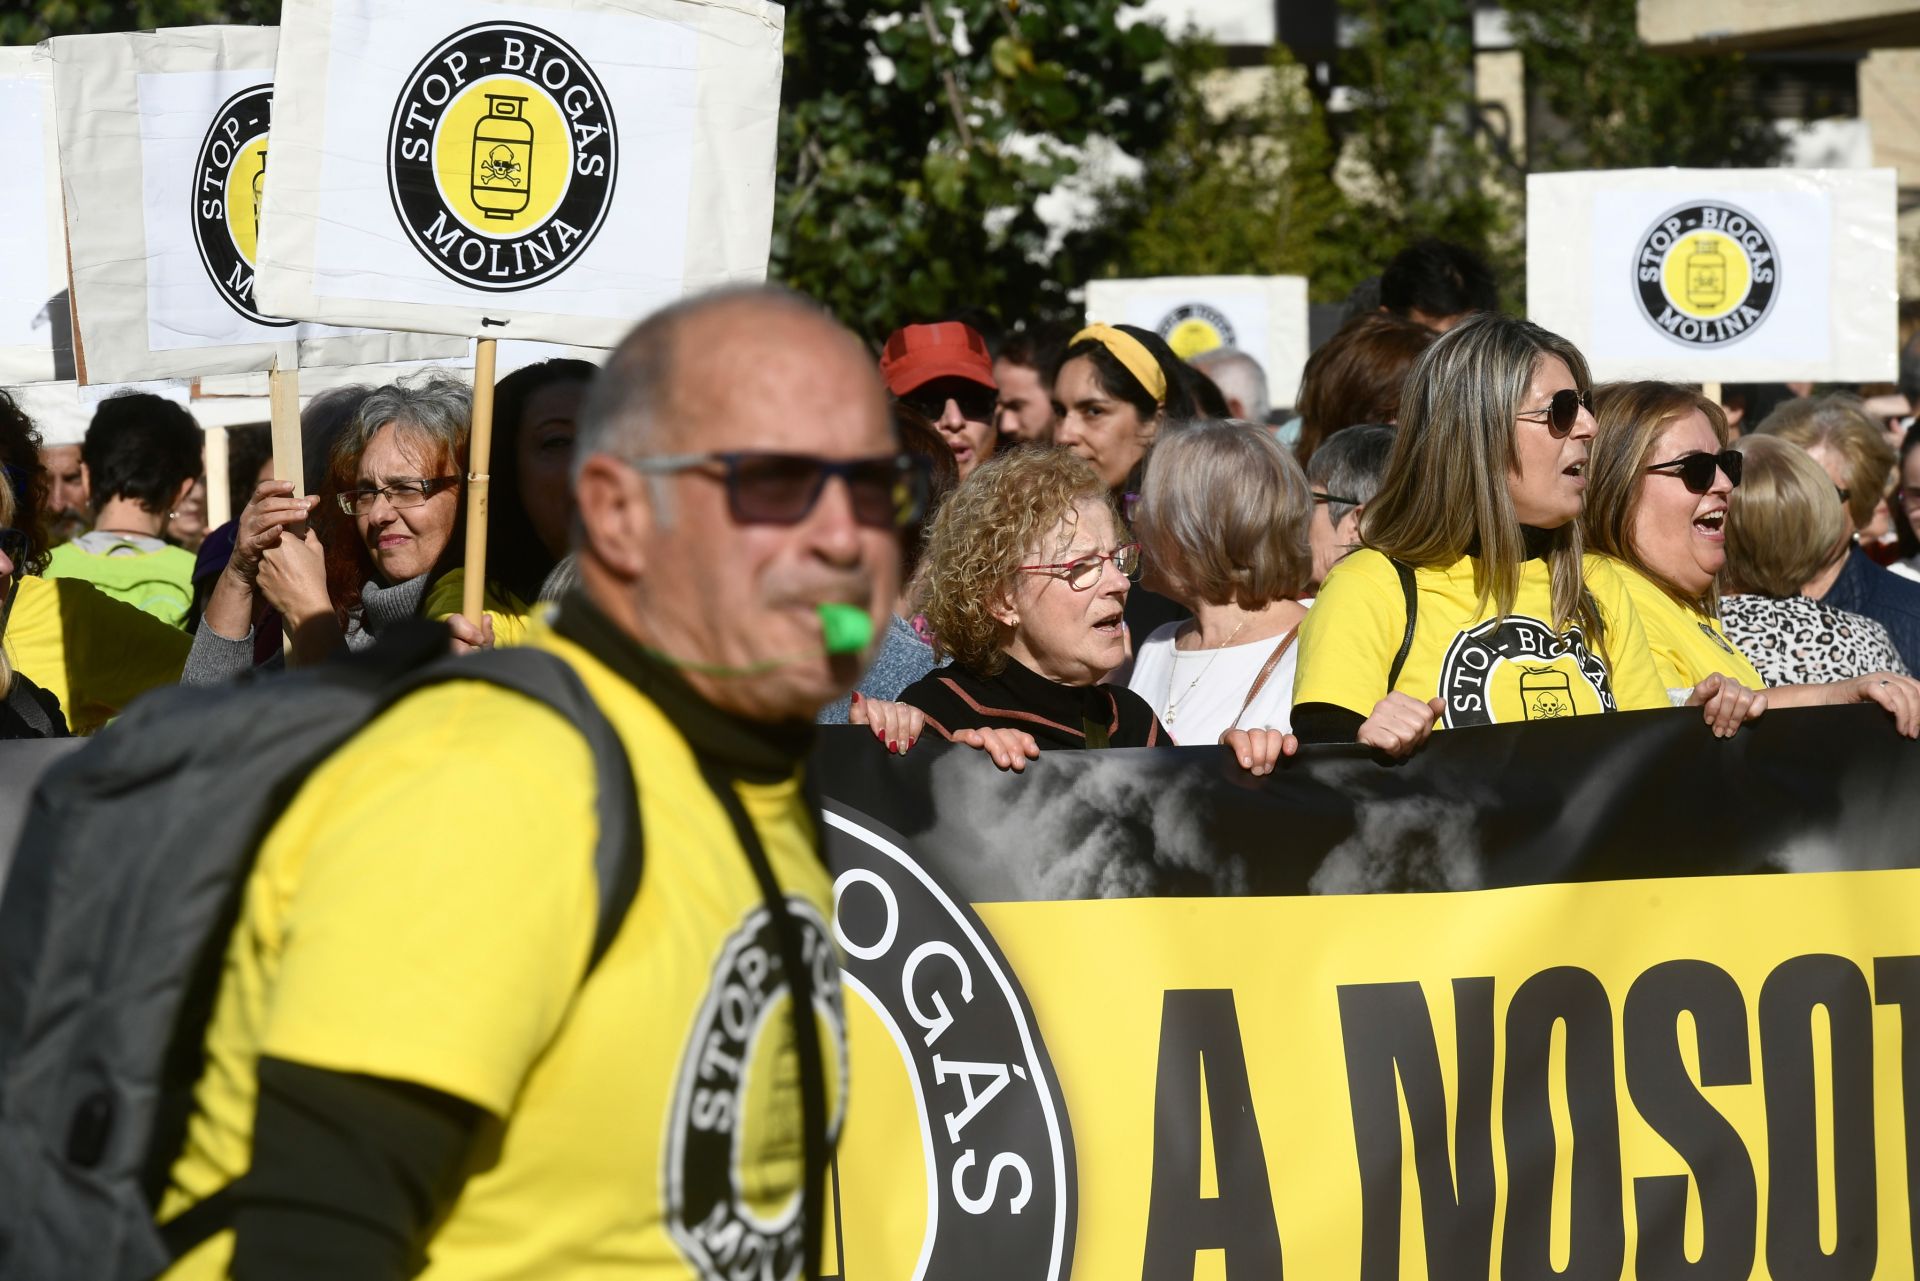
[1128,619,1301,745]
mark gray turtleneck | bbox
[180,575,429,686]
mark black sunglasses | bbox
[628,451,929,529]
[0,526,25,574]
[899,383,997,425]
[1645,449,1743,494]
[1517,388,1591,439]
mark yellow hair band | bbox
[1071,323,1168,405]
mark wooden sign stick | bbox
[268,351,304,656]
[268,360,303,495]
[203,423,231,531]
[462,337,498,622]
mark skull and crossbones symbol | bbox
[479,145,523,187]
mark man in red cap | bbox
[879,321,998,480]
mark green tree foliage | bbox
[1099,42,1375,303]
[1339,0,1514,270]
[2,0,275,44]
[1505,0,1788,172]
[775,0,1178,339]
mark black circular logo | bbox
[823,804,1076,1281]
[1438,616,1615,728]
[192,84,288,327]
[387,22,618,291]
[1157,302,1235,360]
[1632,201,1780,348]
[665,898,847,1280]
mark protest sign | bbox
[254,0,786,347]
[814,705,1920,1278]
[1084,275,1310,409]
[1527,168,1899,382]
[0,46,71,385]
[49,27,463,386]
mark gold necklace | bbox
[1162,616,1249,724]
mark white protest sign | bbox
[0,46,72,385]
[1084,275,1311,409]
[1527,168,1898,382]
[50,27,464,386]
[256,0,785,345]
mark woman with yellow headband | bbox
[1050,322,1201,641]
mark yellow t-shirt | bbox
[1601,554,1764,698]
[3,575,191,734]
[1294,549,1670,730]
[160,617,845,1280]
[423,567,535,646]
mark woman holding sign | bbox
[1292,314,1755,751]
[423,358,597,646]
[1579,384,1920,734]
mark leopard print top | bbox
[1718,594,1910,686]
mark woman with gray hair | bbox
[1126,420,1312,743]
[1293,313,1758,754]
[185,373,475,676]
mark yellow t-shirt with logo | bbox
[1601,554,1764,698]
[1294,548,1670,730]
[3,575,191,734]
[159,617,845,1281]
[423,567,535,647]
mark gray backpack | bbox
[0,623,641,1280]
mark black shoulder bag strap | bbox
[1387,559,1419,692]
[700,762,829,1281]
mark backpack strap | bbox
[383,647,643,974]
[1387,559,1418,693]
[5,677,56,739]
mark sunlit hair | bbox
[1361,312,1604,646]
[919,448,1117,676]
[1134,419,1312,607]
[1723,435,1850,597]
[1585,381,1730,615]
[1756,393,1896,533]
[0,465,16,693]
[1293,313,1434,462]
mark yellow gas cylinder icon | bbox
[1685,236,1726,310]
[1518,665,1573,720]
[471,94,532,221]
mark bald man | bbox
[158,287,916,1281]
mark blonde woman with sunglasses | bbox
[1292,314,1757,753]
[1581,381,1920,736]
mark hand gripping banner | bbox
[814,704,1920,1280]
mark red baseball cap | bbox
[879,322,996,396]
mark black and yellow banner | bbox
[814,705,1920,1280]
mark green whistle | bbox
[817,602,874,655]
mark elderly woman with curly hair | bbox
[852,448,1293,774]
